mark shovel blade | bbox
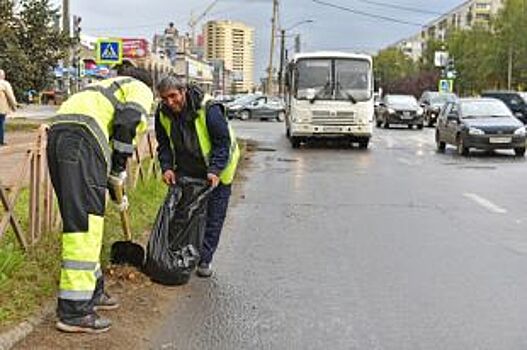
[110,241,145,269]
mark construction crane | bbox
[188,0,219,46]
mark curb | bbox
[0,301,55,350]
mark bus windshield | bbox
[295,59,332,100]
[294,57,371,102]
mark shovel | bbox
[109,180,145,268]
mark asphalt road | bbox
[152,121,527,350]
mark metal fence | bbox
[0,126,159,251]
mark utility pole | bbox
[266,0,278,95]
[278,29,286,96]
[62,0,70,36]
[507,45,513,90]
[62,0,71,95]
[294,34,301,53]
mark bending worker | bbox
[155,76,239,278]
[47,67,154,333]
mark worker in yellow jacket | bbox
[47,66,154,333]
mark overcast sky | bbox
[51,0,463,79]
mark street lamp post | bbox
[278,19,314,96]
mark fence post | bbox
[29,150,37,245]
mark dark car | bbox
[435,98,526,156]
[227,95,285,122]
[481,91,527,124]
[376,94,424,129]
[419,91,457,127]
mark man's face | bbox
[160,88,186,114]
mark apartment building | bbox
[391,0,504,61]
[204,20,255,92]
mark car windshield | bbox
[295,59,332,100]
[430,93,456,104]
[232,95,256,105]
[461,100,513,118]
[334,59,371,101]
[386,95,418,107]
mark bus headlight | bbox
[292,110,311,123]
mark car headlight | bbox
[514,127,526,136]
[468,127,485,135]
[229,105,241,111]
[417,107,424,115]
[388,108,396,114]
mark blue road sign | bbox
[96,39,123,65]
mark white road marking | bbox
[397,158,413,166]
[463,193,507,214]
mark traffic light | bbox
[445,58,457,79]
[73,15,82,39]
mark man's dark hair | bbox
[118,66,153,89]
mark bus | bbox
[284,52,374,148]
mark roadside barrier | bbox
[0,126,159,251]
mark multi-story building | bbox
[391,0,504,61]
[204,20,255,93]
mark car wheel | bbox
[276,111,285,122]
[427,117,434,127]
[514,147,526,157]
[436,132,446,153]
[239,110,250,121]
[457,136,469,156]
[291,137,301,149]
[417,124,423,130]
[407,124,413,129]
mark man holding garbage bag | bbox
[154,76,239,278]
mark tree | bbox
[0,0,69,100]
[374,48,417,93]
[446,26,497,95]
[17,0,70,95]
[493,0,527,90]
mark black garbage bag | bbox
[144,177,213,285]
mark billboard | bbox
[122,38,149,59]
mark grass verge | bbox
[5,119,44,132]
[0,175,166,329]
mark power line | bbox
[312,0,424,27]
[349,0,443,16]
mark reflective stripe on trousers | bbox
[58,214,104,301]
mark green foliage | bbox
[375,0,527,95]
[0,0,70,100]
[374,47,417,92]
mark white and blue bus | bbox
[284,51,374,148]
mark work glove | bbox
[108,171,128,211]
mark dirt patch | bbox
[14,265,194,350]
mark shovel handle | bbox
[120,211,133,241]
[113,182,133,241]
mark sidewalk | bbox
[10,104,58,120]
[0,130,40,188]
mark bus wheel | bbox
[291,137,301,149]
[358,138,369,149]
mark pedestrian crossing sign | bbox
[96,39,123,65]
[438,79,454,93]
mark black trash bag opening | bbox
[144,177,213,285]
